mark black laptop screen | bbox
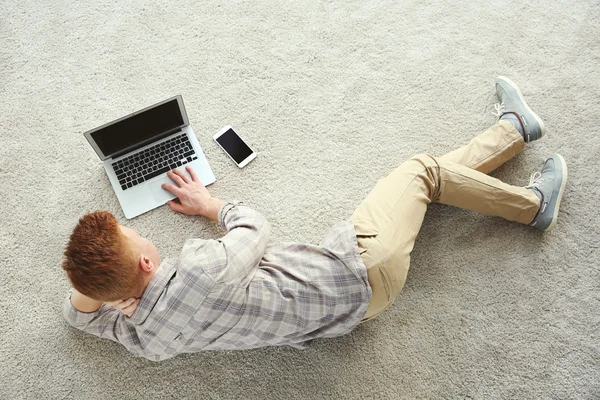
[91,99,184,157]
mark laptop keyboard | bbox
[111,133,198,191]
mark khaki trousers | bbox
[353,121,540,323]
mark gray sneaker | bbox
[526,154,568,231]
[494,76,546,143]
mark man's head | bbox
[62,211,161,302]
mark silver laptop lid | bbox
[84,95,189,161]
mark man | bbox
[62,77,567,361]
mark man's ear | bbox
[138,255,154,273]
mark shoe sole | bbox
[544,154,568,231]
[497,76,546,140]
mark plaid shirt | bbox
[63,202,372,361]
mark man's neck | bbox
[137,266,159,298]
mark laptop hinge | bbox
[109,127,184,160]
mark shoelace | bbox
[526,171,547,214]
[525,171,544,189]
[492,102,505,117]
[492,101,531,141]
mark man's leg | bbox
[440,120,524,172]
[354,153,541,323]
[442,75,547,172]
[355,77,549,323]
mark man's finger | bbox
[172,168,191,184]
[167,170,186,186]
[105,299,124,308]
[115,298,135,310]
[161,183,182,196]
[120,300,135,310]
[167,200,185,213]
[185,165,201,183]
[122,299,139,313]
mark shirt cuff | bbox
[63,289,102,327]
[217,200,244,230]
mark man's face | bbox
[119,225,161,270]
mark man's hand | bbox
[161,166,225,221]
[105,298,140,318]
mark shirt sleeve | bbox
[217,201,271,285]
[179,201,271,286]
[62,289,123,344]
[208,201,272,285]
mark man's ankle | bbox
[500,112,525,139]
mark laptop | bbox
[84,95,216,219]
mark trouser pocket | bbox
[353,215,380,256]
[361,264,394,322]
[379,266,391,302]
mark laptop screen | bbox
[91,99,184,157]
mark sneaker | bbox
[493,76,546,143]
[526,154,568,231]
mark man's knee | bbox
[408,153,439,169]
[398,153,441,181]
[401,153,441,201]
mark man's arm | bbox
[69,289,140,317]
[62,289,135,352]
[215,201,271,282]
[62,289,176,361]
[63,288,119,335]
[161,166,270,285]
[179,202,271,286]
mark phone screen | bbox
[216,128,253,164]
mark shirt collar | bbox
[128,258,178,325]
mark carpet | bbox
[1,0,599,398]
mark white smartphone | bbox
[213,125,257,168]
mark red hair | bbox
[62,211,142,301]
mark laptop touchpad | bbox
[149,177,178,204]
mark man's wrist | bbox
[202,197,225,222]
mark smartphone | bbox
[213,125,257,168]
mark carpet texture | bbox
[1,0,599,398]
